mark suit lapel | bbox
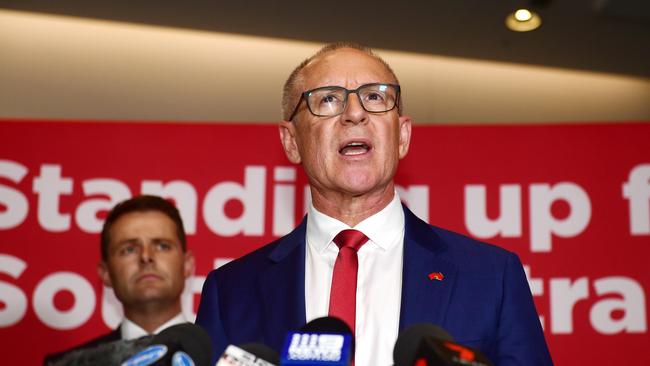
[255,208,458,346]
[258,217,307,351]
[399,206,458,331]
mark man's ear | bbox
[183,250,196,279]
[398,115,412,159]
[279,121,302,164]
[97,261,113,288]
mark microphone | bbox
[393,324,493,366]
[215,344,278,366]
[120,323,213,366]
[240,343,280,365]
[49,336,153,366]
[280,317,353,366]
[393,324,453,366]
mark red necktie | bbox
[328,229,368,336]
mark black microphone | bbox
[120,323,213,366]
[299,317,350,333]
[393,324,493,366]
[393,324,453,366]
[280,316,354,366]
[410,337,493,366]
[49,336,153,366]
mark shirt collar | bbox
[120,312,187,340]
[307,192,404,253]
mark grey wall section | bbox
[2,10,649,125]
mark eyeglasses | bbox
[288,83,400,121]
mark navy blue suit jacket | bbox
[196,206,552,365]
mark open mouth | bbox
[339,141,372,156]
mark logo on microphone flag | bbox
[282,332,352,365]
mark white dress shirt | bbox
[305,193,405,366]
[120,312,188,340]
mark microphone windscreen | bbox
[299,316,354,354]
[299,316,352,334]
[152,323,213,366]
[239,343,280,365]
[416,337,494,366]
[393,324,454,366]
[51,336,153,366]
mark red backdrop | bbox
[0,120,648,365]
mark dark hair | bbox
[281,42,403,121]
[100,195,186,261]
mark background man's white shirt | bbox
[120,312,187,340]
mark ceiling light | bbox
[506,8,542,32]
[514,9,533,21]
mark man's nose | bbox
[342,93,368,125]
[139,244,154,264]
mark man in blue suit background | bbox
[196,43,553,365]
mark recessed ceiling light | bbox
[506,8,542,32]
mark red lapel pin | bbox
[428,272,444,281]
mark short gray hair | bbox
[281,42,402,121]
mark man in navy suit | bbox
[196,43,552,365]
[44,196,195,365]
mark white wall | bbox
[1,9,649,124]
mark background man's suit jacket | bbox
[196,205,553,365]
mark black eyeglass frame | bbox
[288,83,401,121]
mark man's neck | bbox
[124,302,182,334]
[310,184,395,227]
